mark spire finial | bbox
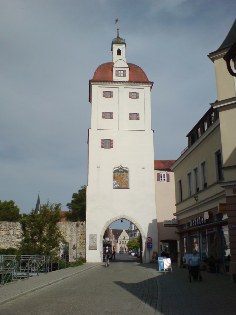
[117,28,120,38]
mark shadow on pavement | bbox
[114,263,236,315]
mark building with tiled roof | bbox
[86,29,158,263]
[154,160,175,171]
[154,160,178,261]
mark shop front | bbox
[178,212,230,272]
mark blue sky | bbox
[0,0,235,213]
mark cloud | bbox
[0,0,235,212]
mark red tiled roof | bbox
[154,160,175,171]
[59,210,68,222]
[91,62,151,83]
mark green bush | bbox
[0,248,19,255]
[68,257,85,267]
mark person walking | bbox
[188,250,202,281]
[112,246,116,261]
[104,246,111,267]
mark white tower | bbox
[86,30,158,262]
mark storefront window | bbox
[189,235,199,252]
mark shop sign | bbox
[164,219,178,226]
[218,203,227,213]
[189,216,205,227]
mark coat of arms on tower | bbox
[113,166,129,189]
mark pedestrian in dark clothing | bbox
[112,246,116,260]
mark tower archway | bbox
[100,215,146,262]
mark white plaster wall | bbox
[87,44,157,262]
[154,170,178,248]
[112,44,126,63]
[90,84,152,131]
[87,128,158,262]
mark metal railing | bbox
[0,255,17,285]
[0,255,58,285]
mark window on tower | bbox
[129,113,140,120]
[101,139,113,149]
[129,92,139,99]
[102,112,113,119]
[113,166,129,189]
[117,48,121,56]
[103,91,113,98]
[116,70,126,77]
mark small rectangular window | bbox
[102,112,113,119]
[103,91,113,98]
[129,92,139,99]
[201,161,207,189]
[187,172,192,197]
[193,167,199,193]
[215,150,223,181]
[129,113,140,120]
[157,172,170,182]
[197,127,201,138]
[178,180,183,202]
[116,70,126,77]
[101,139,113,149]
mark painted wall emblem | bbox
[113,166,129,189]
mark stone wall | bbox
[0,221,22,249]
[0,221,86,262]
[57,221,86,261]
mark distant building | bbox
[127,222,140,240]
[117,229,129,253]
[154,160,178,261]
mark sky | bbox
[0,0,236,215]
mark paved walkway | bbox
[0,261,236,314]
[155,264,236,315]
[0,263,100,305]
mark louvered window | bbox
[103,91,113,98]
[102,112,113,119]
[129,92,139,99]
[157,172,170,182]
[116,70,126,77]
[101,139,113,149]
[129,113,140,120]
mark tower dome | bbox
[91,62,151,83]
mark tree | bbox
[127,238,140,251]
[19,202,64,257]
[66,185,86,221]
[0,200,20,221]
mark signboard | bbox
[147,236,152,249]
[89,234,97,250]
[164,219,178,227]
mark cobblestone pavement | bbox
[0,258,236,315]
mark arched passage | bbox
[100,214,146,262]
